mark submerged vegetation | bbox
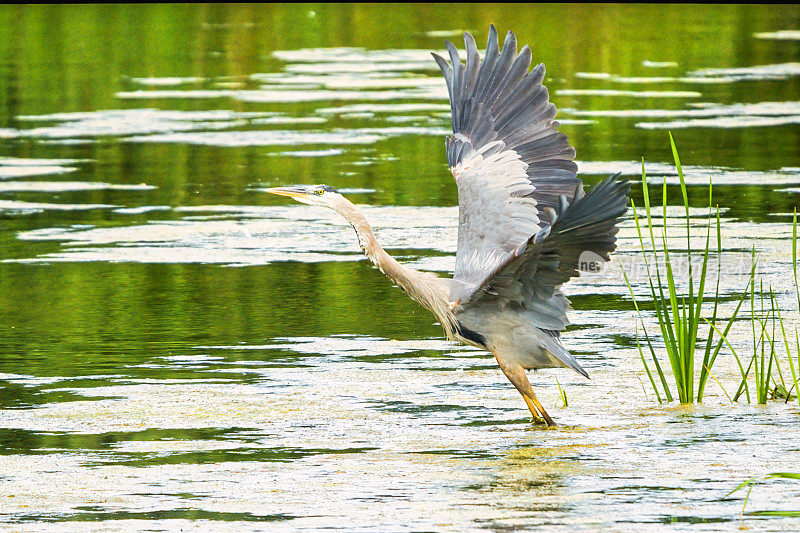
[626,133,800,407]
[728,473,800,517]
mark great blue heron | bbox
[267,27,629,426]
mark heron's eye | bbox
[316,189,324,195]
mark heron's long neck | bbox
[338,202,421,292]
[336,201,456,337]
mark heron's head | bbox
[264,184,346,209]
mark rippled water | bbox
[1,4,800,531]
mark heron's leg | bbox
[494,355,557,427]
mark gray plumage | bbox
[433,28,629,386]
[267,27,630,426]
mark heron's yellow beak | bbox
[264,186,311,199]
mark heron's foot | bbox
[523,394,557,427]
[529,413,547,425]
[540,412,557,427]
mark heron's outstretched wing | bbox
[433,27,582,305]
[468,174,631,329]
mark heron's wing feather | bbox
[468,174,631,329]
[434,27,582,304]
[434,27,581,222]
[449,142,543,300]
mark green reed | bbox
[624,133,751,404]
[786,210,800,406]
[556,377,568,408]
[744,213,799,405]
[729,280,783,404]
[710,215,800,406]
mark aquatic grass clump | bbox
[727,282,783,405]
[624,133,752,404]
[722,214,800,406]
[629,134,800,407]
[781,211,800,406]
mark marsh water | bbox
[1,4,800,531]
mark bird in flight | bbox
[267,26,629,426]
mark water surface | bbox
[1,4,800,531]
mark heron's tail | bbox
[538,329,589,378]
